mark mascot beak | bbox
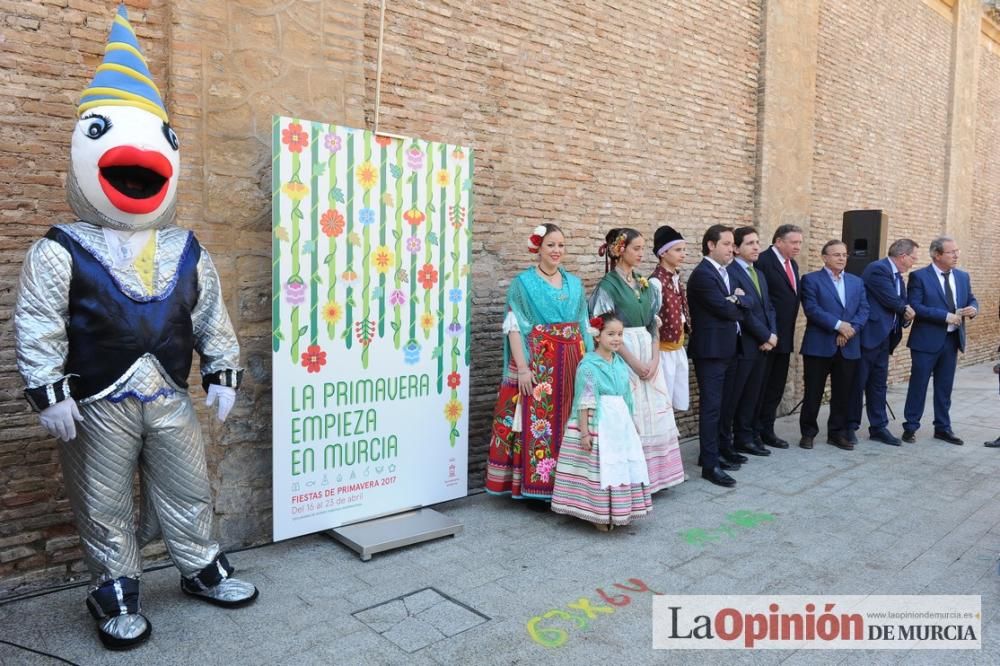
[97,146,173,215]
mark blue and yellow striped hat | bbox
[78,3,167,123]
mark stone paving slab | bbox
[0,362,998,665]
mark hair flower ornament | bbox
[527,224,548,253]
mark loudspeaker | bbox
[842,209,888,276]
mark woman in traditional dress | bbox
[485,224,592,503]
[590,228,685,493]
[551,314,652,530]
[649,226,691,411]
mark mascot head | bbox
[68,3,178,231]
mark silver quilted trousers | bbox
[60,394,220,584]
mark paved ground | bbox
[1,362,999,665]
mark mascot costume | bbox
[13,3,258,650]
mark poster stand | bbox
[327,507,463,561]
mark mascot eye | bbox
[82,114,111,140]
[162,123,179,151]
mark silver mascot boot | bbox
[14,3,257,651]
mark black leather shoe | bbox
[933,430,964,445]
[799,436,814,449]
[760,432,790,449]
[735,442,771,457]
[719,459,742,471]
[722,451,748,465]
[827,434,854,451]
[702,467,736,487]
[846,430,859,445]
[869,428,902,446]
[985,437,1000,448]
[901,430,916,443]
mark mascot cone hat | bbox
[13,3,258,651]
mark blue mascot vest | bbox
[45,227,200,400]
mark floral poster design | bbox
[272,116,472,541]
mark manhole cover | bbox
[352,587,490,653]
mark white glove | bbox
[39,399,83,442]
[206,384,236,422]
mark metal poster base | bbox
[327,508,463,561]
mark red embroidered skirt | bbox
[485,323,584,499]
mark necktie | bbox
[719,266,730,293]
[894,271,902,296]
[747,264,761,296]
[942,271,956,311]
[784,258,795,292]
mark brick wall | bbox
[811,0,953,383]
[970,42,1000,361]
[362,0,763,455]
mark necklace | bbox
[537,265,558,277]
[616,266,635,285]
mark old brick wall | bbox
[361,0,763,459]
[970,40,1000,363]
[811,0,954,384]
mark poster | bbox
[271,116,472,541]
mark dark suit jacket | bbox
[860,257,908,352]
[727,260,777,358]
[755,245,800,354]
[687,258,746,360]
[800,268,869,360]
[906,264,978,353]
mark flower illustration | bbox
[417,263,438,290]
[403,208,426,227]
[446,322,463,337]
[281,122,309,153]
[448,288,463,304]
[444,399,463,422]
[300,344,327,373]
[381,192,395,208]
[397,268,409,282]
[452,147,465,160]
[375,135,394,148]
[321,209,345,237]
[274,226,289,242]
[447,372,461,389]
[534,448,545,459]
[389,289,406,306]
[403,340,421,365]
[405,146,424,170]
[420,312,436,332]
[373,245,394,273]
[530,418,551,439]
[532,382,552,401]
[535,457,556,483]
[356,161,378,190]
[347,232,361,246]
[405,237,422,254]
[284,279,306,305]
[435,169,450,187]
[358,207,375,226]
[341,269,359,286]
[323,133,342,153]
[322,301,343,325]
[282,181,309,202]
[460,265,470,277]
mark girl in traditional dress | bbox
[485,224,592,502]
[590,228,685,493]
[551,314,652,530]
[649,226,691,411]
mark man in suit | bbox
[902,236,978,445]
[721,227,777,459]
[687,224,748,487]
[752,224,803,449]
[847,239,919,446]
[799,240,870,450]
